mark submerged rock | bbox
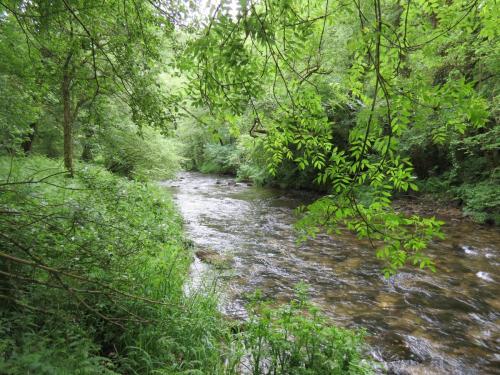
[386,360,449,375]
[195,249,233,269]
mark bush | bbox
[239,284,373,375]
[101,127,183,180]
[235,136,271,185]
[454,172,500,224]
[0,316,116,375]
[0,156,371,374]
[417,167,499,225]
[175,118,213,171]
[199,143,239,175]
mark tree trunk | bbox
[62,71,73,175]
[21,122,37,154]
[81,127,95,162]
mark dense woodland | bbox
[0,0,498,373]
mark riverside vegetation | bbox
[0,0,498,374]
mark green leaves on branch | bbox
[181,0,495,273]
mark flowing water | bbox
[161,172,500,374]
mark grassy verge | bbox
[0,156,230,374]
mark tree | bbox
[0,16,43,153]
[0,0,174,173]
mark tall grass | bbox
[0,156,228,374]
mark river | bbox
[161,172,499,374]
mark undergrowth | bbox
[239,284,373,374]
[418,169,500,225]
[0,156,228,374]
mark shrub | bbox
[454,172,500,224]
[239,284,373,375]
[199,143,239,174]
[101,127,183,180]
[0,156,372,374]
[175,118,213,171]
[235,136,271,185]
[0,315,117,375]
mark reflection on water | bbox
[161,172,500,374]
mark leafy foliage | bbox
[101,126,183,180]
[0,316,116,375]
[239,284,373,374]
[199,143,240,174]
[455,177,500,225]
[1,157,369,374]
[0,0,178,172]
[0,156,228,373]
[181,0,498,273]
